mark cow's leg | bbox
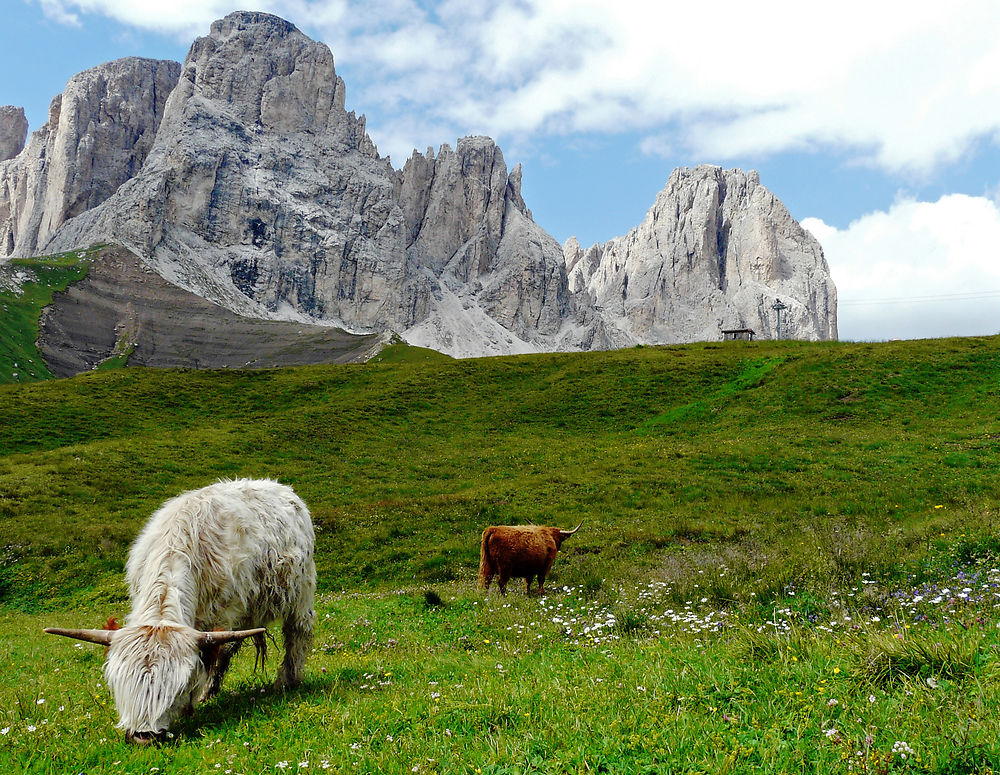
[525,575,534,595]
[481,569,494,591]
[276,614,313,689]
[498,572,510,595]
[276,567,316,690]
[203,642,240,699]
[537,559,555,595]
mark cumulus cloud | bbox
[34,0,1000,171]
[803,195,1000,341]
[35,0,242,38]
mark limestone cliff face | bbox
[0,107,28,162]
[46,12,588,354]
[398,138,580,354]
[49,12,410,326]
[15,13,835,357]
[0,58,180,257]
[565,166,838,342]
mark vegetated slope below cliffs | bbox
[35,244,383,377]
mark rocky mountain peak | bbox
[181,10,352,140]
[404,135,510,277]
[3,14,836,361]
[0,106,27,161]
[566,164,837,342]
[0,57,180,258]
[213,9,299,37]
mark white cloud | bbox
[36,0,238,38]
[35,0,1000,171]
[37,0,81,26]
[803,195,1000,341]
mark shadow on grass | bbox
[168,674,338,743]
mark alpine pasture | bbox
[3,334,1000,773]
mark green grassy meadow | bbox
[0,246,101,383]
[3,336,1000,772]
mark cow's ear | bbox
[199,642,223,672]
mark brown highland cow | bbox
[478,523,582,595]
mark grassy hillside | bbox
[3,338,1000,772]
[2,336,998,608]
[0,246,100,383]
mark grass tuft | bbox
[850,629,984,685]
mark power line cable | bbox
[840,289,1000,306]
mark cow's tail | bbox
[478,528,495,589]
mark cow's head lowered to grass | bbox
[45,478,316,743]
[478,523,582,595]
[44,623,265,742]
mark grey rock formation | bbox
[16,12,835,359]
[0,58,179,258]
[46,12,591,356]
[566,166,838,342]
[398,137,588,355]
[0,106,28,161]
[50,12,417,329]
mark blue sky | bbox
[5,0,1000,342]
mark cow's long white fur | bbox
[104,479,315,736]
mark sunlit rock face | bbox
[0,106,28,162]
[565,166,838,342]
[0,59,179,259]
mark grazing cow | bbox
[45,479,316,744]
[479,523,582,595]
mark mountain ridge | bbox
[0,11,837,360]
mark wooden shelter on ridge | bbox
[721,328,756,341]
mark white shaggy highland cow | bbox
[45,479,316,743]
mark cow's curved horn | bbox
[195,628,267,646]
[44,627,115,646]
[559,522,583,537]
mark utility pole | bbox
[771,299,788,339]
